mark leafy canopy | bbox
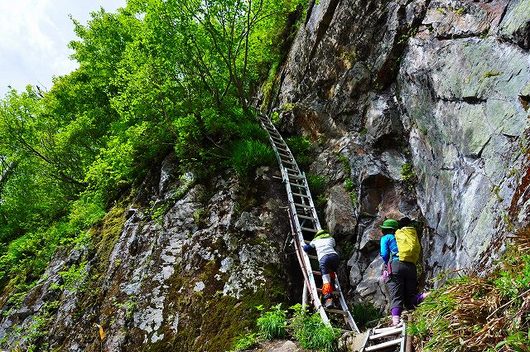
[0,0,307,290]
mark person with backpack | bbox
[303,229,339,308]
[380,217,426,326]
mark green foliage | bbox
[307,173,328,196]
[232,332,260,351]
[285,135,312,169]
[256,304,287,340]
[0,0,308,292]
[410,229,530,351]
[401,162,417,191]
[229,140,276,176]
[290,304,340,351]
[350,302,383,329]
[338,153,357,206]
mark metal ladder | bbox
[258,112,360,333]
[357,321,409,352]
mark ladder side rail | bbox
[335,279,360,333]
[400,321,406,352]
[259,113,361,331]
[300,172,360,332]
[259,115,328,324]
[288,209,314,306]
[286,186,331,326]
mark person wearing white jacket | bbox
[303,229,339,308]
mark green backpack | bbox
[395,226,420,264]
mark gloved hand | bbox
[379,270,389,283]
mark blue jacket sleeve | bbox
[380,235,390,263]
[303,243,313,252]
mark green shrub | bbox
[229,140,275,176]
[350,302,383,329]
[232,332,260,351]
[290,304,340,351]
[401,162,417,191]
[285,136,312,169]
[307,173,328,197]
[256,304,287,340]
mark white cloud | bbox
[0,0,126,96]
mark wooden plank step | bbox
[365,338,402,351]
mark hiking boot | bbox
[324,298,335,309]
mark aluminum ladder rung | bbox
[297,214,315,221]
[369,327,403,340]
[365,337,403,351]
[373,324,403,334]
[278,152,293,159]
[287,172,302,178]
[312,270,322,276]
[292,192,310,198]
[293,203,313,209]
[324,308,348,315]
[307,254,318,260]
[300,226,317,232]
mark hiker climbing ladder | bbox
[257,112,359,333]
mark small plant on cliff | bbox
[230,139,276,177]
[401,162,417,191]
[290,304,340,351]
[285,136,313,169]
[232,332,259,351]
[351,302,383,329]
[256,304,288,339]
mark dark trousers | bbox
[319,253,339,275]
[387,260,418,311]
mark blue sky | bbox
[0,0,126,97]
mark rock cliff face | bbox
[1,1,528,350]
[0,158,297,351]
[273,0,530,306]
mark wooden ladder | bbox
[258,113,360,333]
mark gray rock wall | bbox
[0,160,294,351]
[275,0,530,308]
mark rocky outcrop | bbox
[0,160,295,351]
[275,0,530,309]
